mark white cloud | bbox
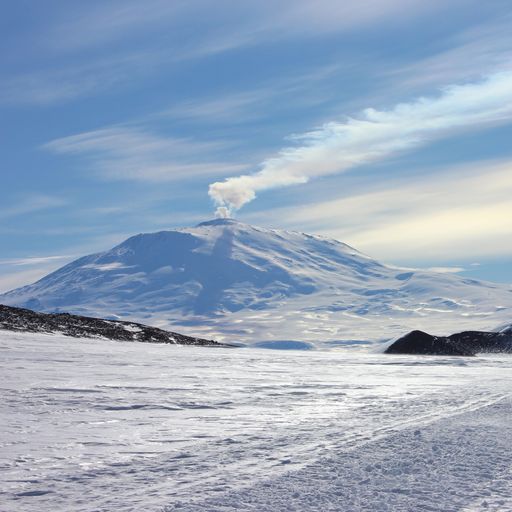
[173,0,452,61]
[244,160,512,261]
[0,255,75,267]
[0,231,138,293]
[43,126,248,182]
[44,0,447,55]
[164,90,270,123]
[0,50,160,106]
[209,71,512,215]
[426,267,466,274]
[2,0,455,105]
[386,14,512,89]
[267,0,449,35]
[0,268,54,294]
[0,255,76,293]
[0,195,67,220]
[162,64,340,126]
[42,1,186,53]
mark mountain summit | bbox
[2,220,511,345]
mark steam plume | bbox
[209,70,512,216]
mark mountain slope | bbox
[1,219,511,345]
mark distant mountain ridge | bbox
[1,218,511,345]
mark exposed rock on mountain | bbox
[385,328,512,356]
[0,304,227,347]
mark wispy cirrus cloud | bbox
[0,195,67,220]
[0,230,140,293]
[245,159,512,261]
[41,0,448,55]
[426,267,466,274]
[43,126,248,182]
[0,255,75,267]
[387,14,512,89]
[0,49,162,106]
[173,0,454,60]
[40,1,187,53]
[1,0,459,105]
[164,89,276,124]
[162,64,340,125]
[0,268,55,294]
[0,254,75,293]
[261,0,449,36]
[209,70,512,216]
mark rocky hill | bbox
[385,327,512,356]
[0,304,228,347]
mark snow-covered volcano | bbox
[1,218,511,345]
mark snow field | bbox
[1,330,511,511]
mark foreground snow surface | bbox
[2,331,512,512]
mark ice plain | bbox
[1,330,512,511]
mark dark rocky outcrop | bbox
[385,330,475,356]
[386,327,512,356]
[0,304,230,347]
[447,330,512,354]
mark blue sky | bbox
[1,0,512,291]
